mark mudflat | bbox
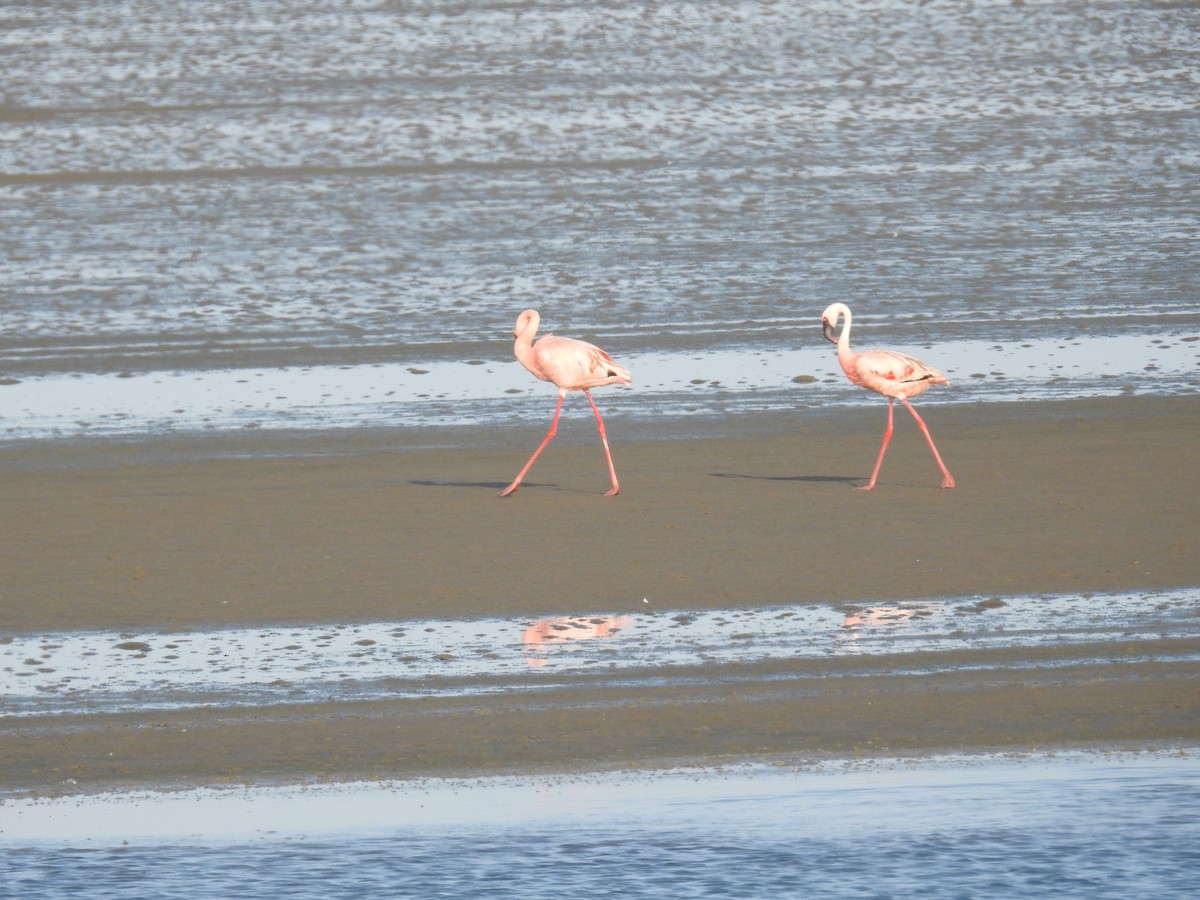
[2,395,1198,795]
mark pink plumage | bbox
[499,309,632,497]
[842,347,950,399]
[821,302,955,490]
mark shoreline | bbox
[4,648,1197,798]
[2,394,1198,796]
[4,748,1198,844]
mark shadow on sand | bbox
[409,479,511,490]
[710,472,859,485]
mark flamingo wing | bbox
[851,348,948,397]
[533,335,632,391]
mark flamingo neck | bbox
[834,310,856,371]
[513,316,539,364]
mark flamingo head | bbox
[513,309,540,339]
[822,318,839,344]
[821,302,850,345]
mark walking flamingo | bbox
[499,309,632,497]
[821,302,955,490]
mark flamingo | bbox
[499,309,632,497]
[821,302,955,490]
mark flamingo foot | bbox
[604,486,620,497]
[498,483,520,497]
[853,483,876,492]
[940,476,956,489]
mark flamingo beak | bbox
[822,318,839,344]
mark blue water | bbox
[3,754,1198,898]
[2,0,1199,442]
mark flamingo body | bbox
[500,309,631,497]
[821,302,955,490]
[839,347,949,400]
[516,332,631,393]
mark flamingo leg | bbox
[498,393,565,496]
[584,389,621,496]
[857,398,895,491]
[901,398,955,488]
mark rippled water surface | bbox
[2,0,1198,442]
[3,752,1199,899]
[3,588,1197,716]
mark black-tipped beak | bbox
[823,319,839,344]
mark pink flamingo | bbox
[821,302,955,490]
[499,309,632,497]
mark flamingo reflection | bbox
[523,615,632,667]
[842,605,935,629]
[838,602,943,653]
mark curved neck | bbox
[824,305,852,350]
[836,306,852,349]
[513,311,540,360]
[829,305,856,372]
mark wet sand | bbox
[2,395,1199,795]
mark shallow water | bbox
[4,330,1199,439]
[2,0,1198,443]
[2,752,1198,899]
[3,588,1196,717]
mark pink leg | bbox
[857,398,895,491]
[584,389,621,496]
[901,398,955,488]
[498,393,565,496]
